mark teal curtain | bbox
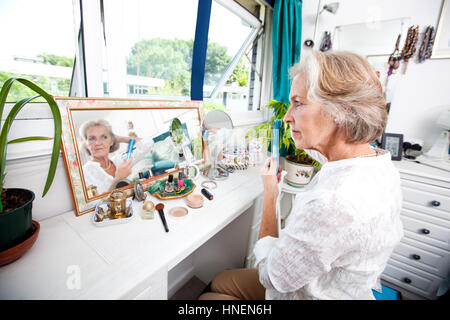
[272,0,302,104]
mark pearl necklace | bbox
[102,160,112,170]
[356,151,378,158]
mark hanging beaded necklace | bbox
[400,25,419,74]
[418,25,435,63]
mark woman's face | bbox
[284,74,337,151]
[85,125,113,158]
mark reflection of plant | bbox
[247,100,321,171]
[0,77,62,212]
[203,102,226,113]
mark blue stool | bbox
[372,284,400,300]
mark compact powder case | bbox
[168,206,189,219]
[186,194,204,209]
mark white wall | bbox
[301,0,450,150]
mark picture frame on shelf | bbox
[381,133,404,161]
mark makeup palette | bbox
[186,194,204,209]
[168,206,189,219]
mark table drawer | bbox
[382,260,442,299]
[401,180,450,215]
[391,238,450,278]
[400,211,450,251]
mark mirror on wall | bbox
[57,98,204,216]
[333,17,411,106]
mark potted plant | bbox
[246,100,321,187]
[0,77,62,261]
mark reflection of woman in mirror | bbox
[79,119,154,194]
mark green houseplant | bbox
[246,100,321,186]
[0,77,62,253]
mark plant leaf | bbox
[0,78,62,199]
[8,136,52,144]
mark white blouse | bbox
[82,137,154,194]
[253,148,404,300]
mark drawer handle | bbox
[411,254,421,260]
[403,278,412,284]
[430,200,441,207]
[421,228,431,235]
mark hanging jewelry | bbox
[319,31,332,52]
[418,26,435,63]
[385,34,402,93]
[400,25,419,74]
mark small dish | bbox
[168,206,189,219]
[186,194,204,209]
[0,220,40,267]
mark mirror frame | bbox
[55,97,204,216]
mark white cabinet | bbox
[383,160,450,299]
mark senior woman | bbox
[80,119,154,194]
[199,50,403,300]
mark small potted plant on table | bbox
[0,77,62,266]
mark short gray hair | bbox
[79,119,120,156]
[290,50,387,143]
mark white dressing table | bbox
[0,167,264,299]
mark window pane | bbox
[0,0,75,101]
[204,1,255,112]
[103,0,198,99]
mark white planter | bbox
[284,157,315,187]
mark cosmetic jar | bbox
[168,206,189,219]
[201,180,217,190]
[186,194,204,209]
[141,201,155,219]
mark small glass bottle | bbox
[165,174,175,193]
[177,171,184,189]
[141,201,155,220]
[128,121,137,138]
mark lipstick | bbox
[201,188,213,200]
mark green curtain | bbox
[272,0,302,104]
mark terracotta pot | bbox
[0,188,35,252]
[284,157,314,187]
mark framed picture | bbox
[381,133,404,161]
[431,0,450,59]
[55,97,204,216]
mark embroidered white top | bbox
[82,136,154,194]
[253,148,404,300]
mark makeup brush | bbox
[155,203,169,232]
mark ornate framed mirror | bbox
[56,97,204,216]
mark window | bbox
[204,0,263,112]
[94,0,199,99]
[0,0,76,101]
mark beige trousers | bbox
[198,268,266,300]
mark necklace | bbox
[102,160,112,170]
[356,151,378,158]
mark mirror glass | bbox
[202,110,234,180]
[333,17,410,56]
[57,98,203,216]
[333,17,411,106]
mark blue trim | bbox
[191,0,212,101]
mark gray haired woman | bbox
[79,119,154,194]
[199,50,403,300]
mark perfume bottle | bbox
[165,174,175,193]
[128,121,137,138]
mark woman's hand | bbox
[114,159,133,179]
[260,157,282,198]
